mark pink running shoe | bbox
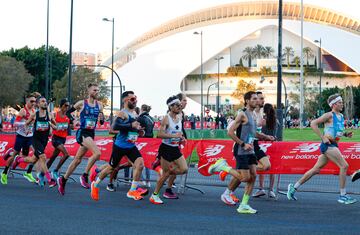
[57,177,65,195]
[80,174,90,189]
[163,188,179,199]
[11,156,22,170]
[48,179,57,188]
[3,148,15,161]
[89,165,98,183]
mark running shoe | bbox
[37,173,45,187]
[221,192,236,206]
[338,195,357,205]
[51,170,59,180]
[219,171,228,181]
[208,158,228,175]
[152,158,160,170]
[253,189,266,198]
[237,204,257,214]
[149,194,164,204]
[91,182,99,201]
[351,169,360,182]
[80,175,90,189]
[127,190,143,200]
[230,192,240,203]
[11,156,21,170]
[48,179,57,188]
[137,187,149,196]
[89,165,98,183]
[146,181,151,188]
[3,148,14,161]
[57,177,65,195]
[23,172,36,183]
[268,190,276,199]
[106,183,115,192]
[1,173,8,185]
[163,188,178,199]
[287,183,297,201]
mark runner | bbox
[57,83,104,195]
[207,91,260,214]
[90,91,147,201]
[287,93,357,204]
[12,96,57,187]
[149,96,188,204]
[46,98,73,180]
[1,93,36,185]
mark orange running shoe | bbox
[89,165,98,183]
[127,190,143,200]
[91,182,99,201]
[137,187,149,196]
[230,193,240,203]
[219,171,228,181]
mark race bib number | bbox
[57,122,69,131]
[85,119,96,129]
[126,132,139,143]
[247,134,255,144]
[36,121,49,131]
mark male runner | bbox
[47,98,73,179]
[208,91,260,214]
[90,91,147,201]
[1,93,36,185]
[149,96,189,204]
[57,83,104,195]
[12,96,57,187]
[287,94,357,204]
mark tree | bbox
[239,58,244,67]
[292,56,300,68]
[303,47,314,67]
[253,44,265,60]
[0,46,68,96]
[283,46,294,69]
[0,56,34,114]
[231,79,257,106]
[53,67,110,105]
[263,46,274,58]
[242,47,254,67]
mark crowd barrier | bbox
[1,134,360,194]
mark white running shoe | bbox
[252,189,266,198]
[268,190,276,199]
[221,192,236,206]
[237,204,257,214]
[208,158,227,174]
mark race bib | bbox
[126,131,139,143]
[57,122,69,131]
[247,134,255,144]
[85,119,96,129]
[36,121,49,131]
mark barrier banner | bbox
[0,135,196,169]
[197,140,360,176]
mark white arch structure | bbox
[102,1,360,115]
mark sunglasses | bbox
[172,103,181,107]
[30,100,36,103]
[128,96,137,102]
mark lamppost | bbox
[45,0,50,100]
[314,38,322,116]
[67,0,74,103]
[103,17,115,124]
[206,82,217,110]
[276,0,284,140]
[193,31,204,129]
[214,56,224,117]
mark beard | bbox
[41,106,47,110]
[128,102,136,109]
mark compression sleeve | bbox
[112,117,136,132]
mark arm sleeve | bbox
[66,106,76,122]
[112,117,136,132]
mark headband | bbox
[167,99,181,107]
[328,96,342,107]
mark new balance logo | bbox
[344,143,360,153]
[290,143,320,153]
[135,142,147,151]
[203,145,225,157]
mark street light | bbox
[193,31,204,129]
[67,0,74,103]
[214,56,224,118]
[206,82,217,110]
[45,0,50,100]
[103,17,115,124]
[314,38,322,116]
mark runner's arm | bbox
[66,100,82,123]
[111,112,140,132]
[227,112,244,145]
[311,112,332,141]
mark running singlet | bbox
[79,99,100,130]
[114,109,138,149]
[33,111,50,140]
[15,106,34,137]
[162,114,182,147]
[323,112,345,141]
[52,112,70,138]
[237,110,256,155]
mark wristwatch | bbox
[240,142,245,147]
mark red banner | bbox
[0,135,196,169]
[197,140,360,176]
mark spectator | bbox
[189,113,196,130]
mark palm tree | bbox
[263,46,275,58]
[303,47,314,67]
[242,46,254,67]
[292,56,300,68]
[253,44,265,59]
[283,46,294,69]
